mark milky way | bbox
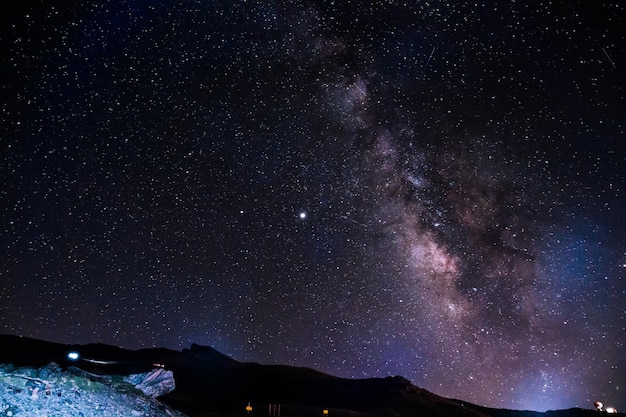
[1,1,624,412]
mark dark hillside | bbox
[1,335,620,417]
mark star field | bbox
[1,0,624,412]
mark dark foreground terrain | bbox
[0,334,618,417]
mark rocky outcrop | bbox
[0,362,187,417]
[125,368,176,397]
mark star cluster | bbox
[1,1,624,412]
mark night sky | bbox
[1,0,624,412]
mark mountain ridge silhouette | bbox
[0,334,617,417]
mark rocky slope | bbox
[0,362,186,417]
